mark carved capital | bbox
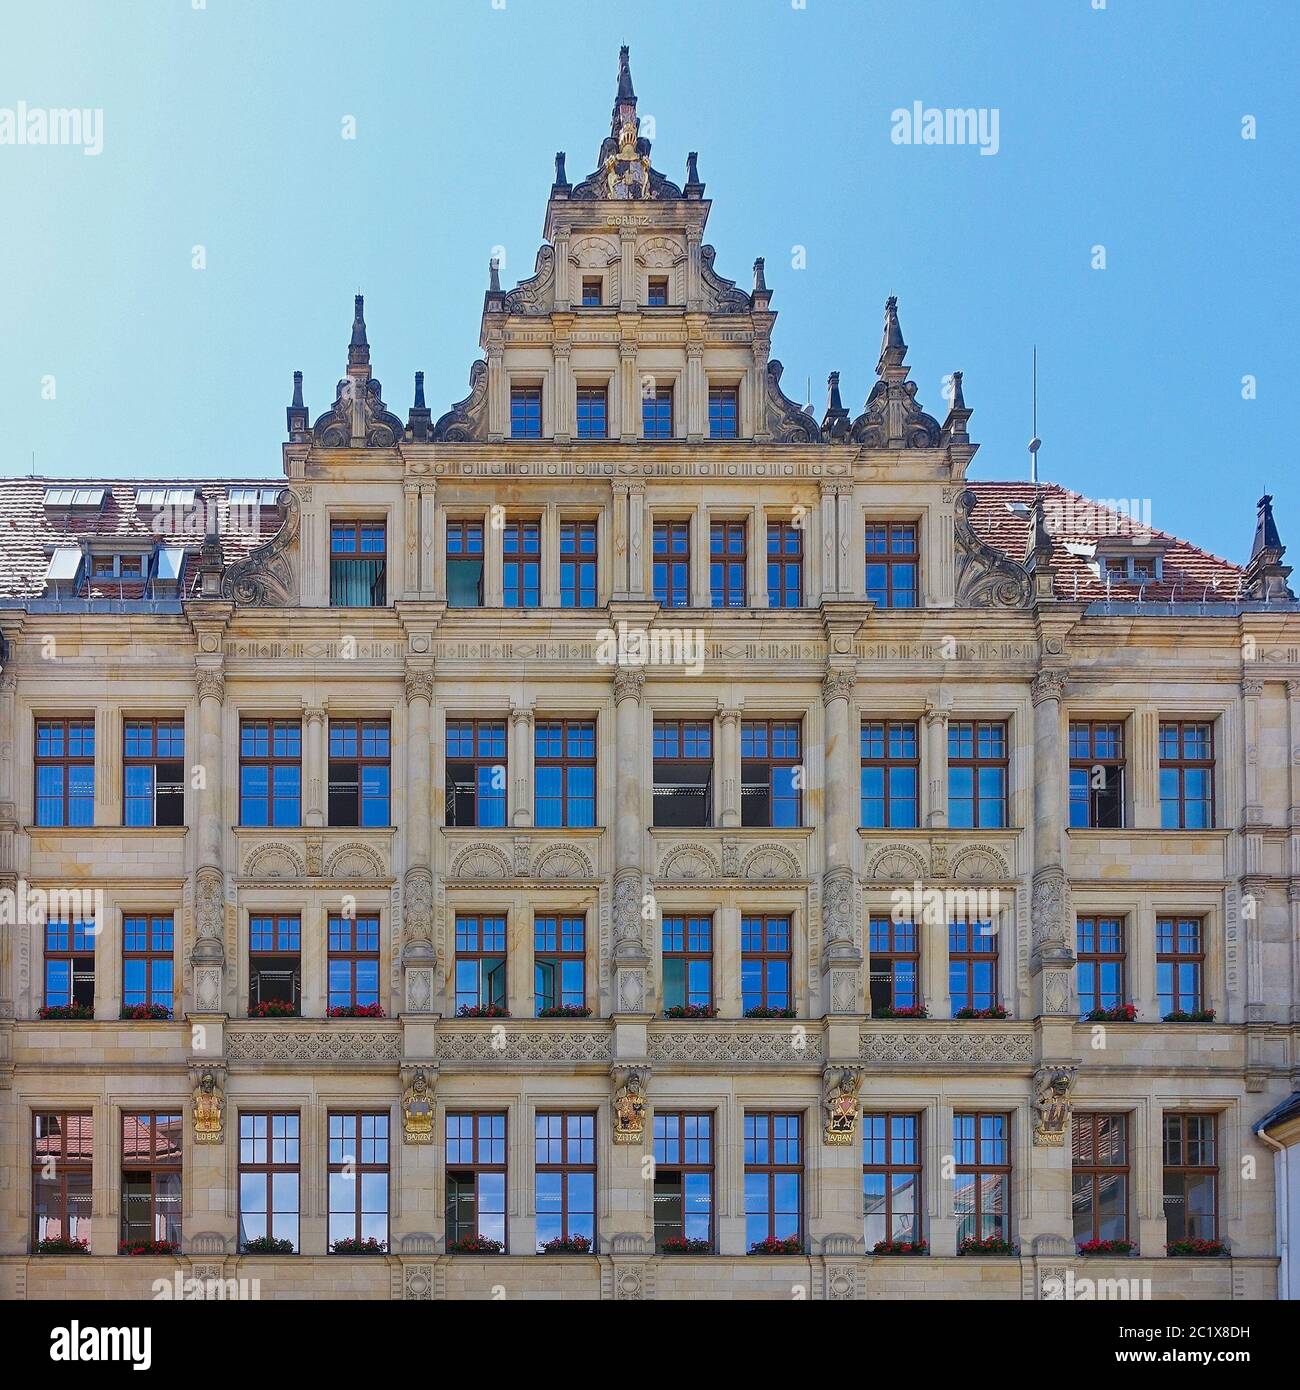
[1030,668,1069,706]
[194,667,225,705]
[404,664,435,704]
[509,705,534,728]
[1240,678,1265,699]
[613,667,646,705]
[821,669,856,706]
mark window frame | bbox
[43,918,96,1011]
[445,717,508,828]
[708,384,739,439]
[741,913,793,1014]
[122,912,175,1014]
[575,384,609,440]
[1159,720,1215,829]
[238,718,302,827]
[953,1111,1012,1245]
[642,385,674,440]
[865,521,919,608]
[947,719,1008,829]
[652,1110,715,1251]
[652,717,713,828]
[327,1110,390,1251]
[862,1111,922,1249]
[1162,1112,1218,1242]
[327,717,391,828]
[1156,915,1205,1016]
[534,1110,597,1250]
[948,916,999,1013]
[709,518,748,608]
[559,518,598,607]
[741,718,803,828]
[766,519,803,608]
[534,913,587,1015]
[860,719,920,829]
[454,913,507,1013]
[446,518,485,608]
[510,384,543,439]
[1076,915,1126,1016]
[248,912,301,1013]
[868,915,919,1014]
[445,1110,508,1247]
[652,518,691,608]
[646,276,670,307]
[1071,1111,1129,1245]
[502,518,542,608]
[662,913,713,1012]
[329,519,387,608]
[534,717,596,828]
[35,716,95,827]
[32,1110,93,1249]
[327,912,381,1012]
[121,1111,183,1248]
[743,1110,804,1249]
[238,1111,301,1252]
[1069,720,1126,829]
[122,716,185,828]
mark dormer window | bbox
[581,278,603,307]
[135,487,195,512]
[90,554,144,580]
[1099,553,1162,584]
[647,277,669,306]
[43,487,106,514]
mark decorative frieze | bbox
[226,1027,403,1064]
[858,1028,1035,1065]
[649,1028,824,1065]
[436,1026,613,1064]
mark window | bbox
[1072,1113,1128,1245]
[708,386,738,439]
[865,522,918,608]
[447,519,485,608]
[249,914,300,1012]
[710,520,747,607]
[328,913,380,1012]
[535,718,596,827]
[868,916,918,1014]
[741,718,802,827]
[43,919,95,1012]
[122,914,174,1015]
[121,1112,182,1248]
[123,718,184,827]
[1076,916,1125,1016]
[446,1112,507,1247]
[1160,721,1214,829]
[330,520,386,607]
[581,277,603,307]
[575,386,608,439]
[860,720,919,828]
[949,916,998,1013]
[560,520,597,606]
[741,914,792,1014]
[534,915,586,1015]
[33,1112,92,1249]
[1069,721,1125,828]
[662,915,712,1012]
[767,521,802,608]
[947,720,1007,829]
[239,1112,300,1252]
[863,1113,921,1249]
[328,719,391,827]
[652,520,691,607]
[446,719,507,827]
[647,276,669,306]
[953,1113,1011,1244]
[1157,916,1204,1017]
[744,1112,803,1249]
[535,1112,596,1250]
[503,520,541,607]
[510,385,542,439]
[653,718,712,828]
[455,914,507,1013]
[35,717,95,826]
[653,1112,714,1251]
[643,385,674,439]
[1163,1114,1217,1243]
[328,1112,390,1252]
[239,719,301,827]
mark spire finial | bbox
[286,370,309,440]
[821,370,850,440]
[291,370,304,409]
[407,370,432,441]
[413,371,426,410]
[488,257,501,293]
[553,150,568,187]
[616,45,635,103]
[348,294,370,369]
[753,257,767,294]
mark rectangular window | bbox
[581,277,603,307]
[33,1112,93,1249]
[652,519,691,607]
[534,718,596,827]
[766,520,803,607]
[503,520,541,607]
[35,717,95,826]
[947,720,1007,829]
[534,915,586,1015]
[653,718,713,828]
[510,385,542,439]
[535,1112,596,1250]
[741,914,792,1014]
[863,1112,921,1249]
[1163,1113,1218,1242]
[868,916,918,1014]
[1072,1112,1128,1245]
[446,718,507,827]
[330,520,387,607]
[447,519,485,608]
[1160,721,1215,829]
[949,917,998,1013]
[647,276,669,306]
[642,385,673,439]
[953,1113,1011,1244]
[744,1112,803,1249]
[653,1112,714,1251]
[123,718,185,827]
[455,914,507,1013]
[575,386,608,439]
[662,914,713,1012]
[446,1112,507,1247]
[328,718,390,827]
[249,913,301,1013]
[559,520,598,606]
[1076,916,1125,1016]
[121,1112,182,1248]
[328,913,380,1012]
[708,386,738,439]
[239,1112,300,1252]
[328,1112,390,1252]
[43,919,95,1012]
[122,914,174,1015]
[741,718,802,827]
[865,522,918,608]
[239,719,301,826]
[1069,721,1125,828]
[709,520,747,607]
[860,720,919,828]
[1157,916,1204,1016]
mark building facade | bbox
[2,50,1299,1302]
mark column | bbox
[717,707,741,829]
[619,344,639,442]
[541,504,561,609]
[686,341,705,441]
[627,483,646,599]
[612,668,649,1011]
[402,662,436,1013]
[1029,668,1074,1017]
[0,669,17,1014]
[748,506,767,610]
[419,483,437,596]
[485,508,504,606]
[192,664,226,1016]
[690,505,711,609]
[749,340,770,442]
[819,482,840,601]
[619,229,637,311]
[685,227,703,310]
[611,483,631,600]
[486,347,505,441]
[924,705,949,828]
[552,341,572,444]
[510,705,533,828]
[303,703,326,827]
[821,667,862,1013]
[553,229,571,309]
[403,482,420,597]
[1131,707,1160,828]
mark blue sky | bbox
[1,0,1295,563]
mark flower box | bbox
[446,1236,504,1255]
[955,1005,1009,1020]
[330,1236,388,1255]
[1078,1238,1135,1256]
[456,1004,510,1019]
[873,1004,929,1020]
[1166,1238,1229,1257]
[537,1004,593,1019]
[659,1237,712,1255]
[120,1239,180,1257]
[328,1003,386,1018]
[539,1234,592,1255]
[37,1003,94,1021]
[35,1236,91,1255]
[1086,1004,1137,1023]
[240,1236,296,1255]
[1162,1009,1216,1023]
[957,1235,1019,1256]
[744,1005,797,1019]
[120,1003,173,1021]
[748,1235,802,1256]
[664,1004,719,1019]
[872,1238,928,1256]
[247,1000,299,1019]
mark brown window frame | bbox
[575,385,608,439]
[865,521,919,608]
[534,1110,597,1250]
[454,913,507,1014]
[1163,1112,1218,1242]
[445,717,508,828]
[327,717,391,828]
[329,519,387,607]
[35,716,95,827]
[652,718,713,828]
[502,517,541,608]
[947,719,1008,829]
[42,917,95,1012]
[709,519,748,608]
[652,1110,715,1251]
[953,1111,1011,1245]
[741,717,803,828]
[948,916,1000,1013]
[860,719,920,829]
[1069,720,1126,829]
[445,1110,508,1247]
[327,912,381,1012]
[237,1111,301,1253]
[743,1110,804,1249]
[123,716,185,828]
[238,717,302,827]
[533,914,586,1015]
[642,385,674,439]
[1076,916,1126,1015]
[868,915,919,1014]
[580,277,603,307]
[121,913,175,1015]
[708,384,739,439]
[446,517,485,608]
[662,913,713,1013]
[533,717,596,828]
[652,518,691,607]
[32,1111,93,1250]
[646,276,670,307]
[1071,1111,1129,1245]
[510,384,543,439]
[1159,720,1215,829]
[121,1111,182,1248]
[249,913,301,1013]
[327,1110,390,1252]
[766,519,803,608]
[741,913,793,1015]
[559,519,598,606]
[1156,915,1205,1016]
[862,1111,922,1248]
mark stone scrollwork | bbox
[221,488,300,607]
[612,871,644,949]
[193,866,225,961]
[431,359,489,442]
[1030,866,1071,953]
[403,867,434,948]
[764,361,823,443]
[823,1066,865,1145]
[404,664,435,704]
[1032,1065,1078,1146]
[312,375,404,448]
[649,1029,824,1065]
[611,1066,650,1144]
[954,489,1033,608]
[860,1029,1034,1064]
[821,868,854,947]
